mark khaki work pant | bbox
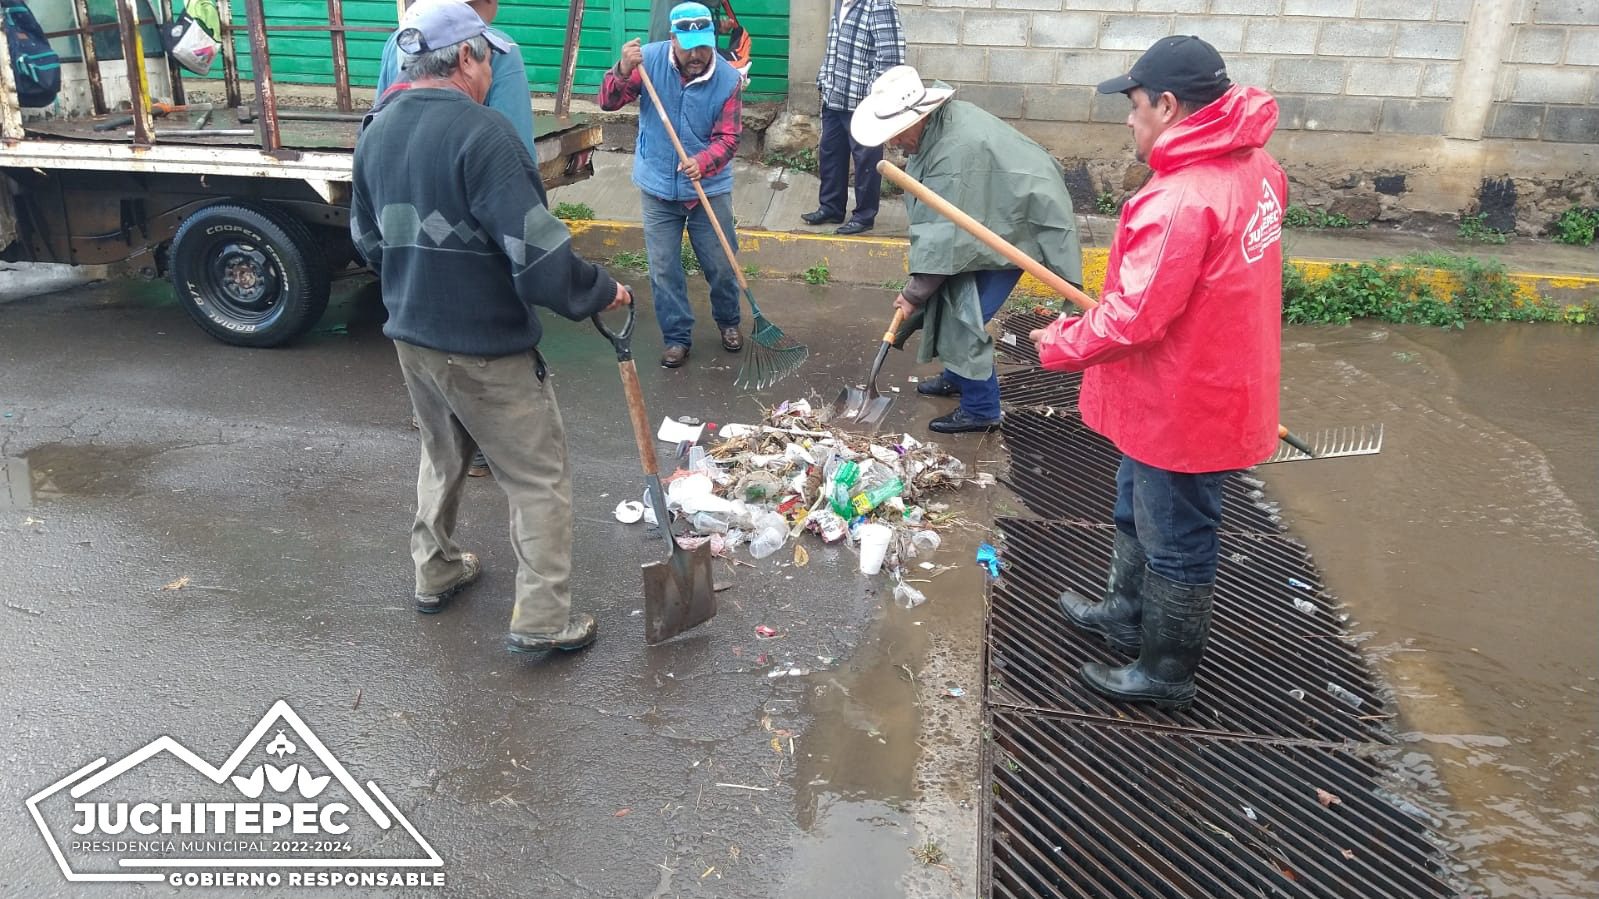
[394,341,574,635]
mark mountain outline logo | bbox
[25,700,441,885]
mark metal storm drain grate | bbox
[1001,410,1290,536]
[996,310,1054,365]
[989,518,1388,745]
[997,367,1082,410]
[981,319,1469,896]
[987,712,1461,899]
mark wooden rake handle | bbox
[877,160,1313,455]
[635,63,749,294]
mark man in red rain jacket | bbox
[1030,35,1286,710]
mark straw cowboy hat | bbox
[850,65,956,148]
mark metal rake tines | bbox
[1261,423,1384,464]
[734,324,809,390]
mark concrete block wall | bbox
[890,0,1597,143]
[1488,2,1599,142]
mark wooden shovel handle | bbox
[878,159,1317,454]
[618,359,659,478]
[878,160,1098,312]
[882,307,907,344]
[635,63,749,293]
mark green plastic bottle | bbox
[851,477,905,516]
[829,461,860,518]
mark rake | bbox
[1259,423,1385,464]
[635,66,808,390]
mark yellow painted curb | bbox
[566,219,1597,306]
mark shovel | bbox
[593,302,717,644]
[830,308,906,431]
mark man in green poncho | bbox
[851,65,1082,433]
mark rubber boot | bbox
[1079,570,1214,711]
[1057,530,1145,654]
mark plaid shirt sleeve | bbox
[598,64,642,111]
[695,87,743,179]
[868,0,906,84]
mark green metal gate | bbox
[195,0,790,101]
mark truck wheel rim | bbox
[205,240,282,324]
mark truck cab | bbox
[1,0,601,347]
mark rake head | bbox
[1261,423,1384,464]
[734,312,808,391]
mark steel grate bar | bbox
[987,713,1460,899]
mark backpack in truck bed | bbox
[3,0,60,108]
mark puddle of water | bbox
[25,442,162,500]
[784,441,997,897]
[1269,323,1599,897]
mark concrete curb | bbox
[567,219,1599,307]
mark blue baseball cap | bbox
[669,2,716,51]
[397,0,512,56]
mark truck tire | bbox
[169,202,331,347]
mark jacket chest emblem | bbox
[1241,179,1283,264]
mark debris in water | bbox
[613,808,631,818]
[755,625,780,639]
[1292,597,1317,615]
[161,576,191,591]
[1241,805,1258,822]
[976,543,1001,579]
[1326,682,1363,709]
[1316,788,1342,808]
[945,687,966,698]
[1287,577,1314,591]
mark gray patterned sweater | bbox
[351,87,617,356]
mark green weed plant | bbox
[1283,253,1594,328]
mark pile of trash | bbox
[615,400,975,606]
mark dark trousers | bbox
[817,106,882,226]
[1113,455,1231,585]
[946,268,1023,420]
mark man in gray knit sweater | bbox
[351,1,630,655]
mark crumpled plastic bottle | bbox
[747,511,788,560]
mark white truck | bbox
[1,0,601,346]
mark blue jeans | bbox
[817,106,882,226]
[946,268,1022,420]
[641,190,741,349]
[1113,455,1231,585]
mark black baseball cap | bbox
[1097,35,1230,99]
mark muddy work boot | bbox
[916,373,961,397]
[1058,531,1146,654]
[505,613,597,654]
[1079,570,1214,711]
[414,552,481,614]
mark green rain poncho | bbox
[894,97,1084,379]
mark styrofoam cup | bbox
[857,523,893,575]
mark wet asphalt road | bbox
[0,274,992,898]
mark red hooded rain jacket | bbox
[1037,85,1286,473]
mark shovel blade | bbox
[831,385,867,421]
[643,540,717,644]
[853,394,896,430]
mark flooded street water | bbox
[1270,323,1599,897]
